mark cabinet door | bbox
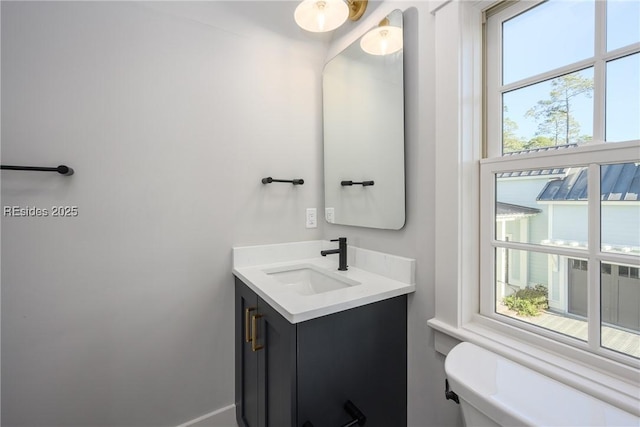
[297,295,407,427]
[256,297,297,427]
[235,278,259,427]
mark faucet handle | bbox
[330,237,347,243]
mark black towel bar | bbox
[341,180,374,187]
[262,177,304,185]
[1,164,74,176]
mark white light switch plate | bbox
[325,207,335,223]
[306,208,317,228]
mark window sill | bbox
[427,316,640,417]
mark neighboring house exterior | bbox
[496,146,640,333]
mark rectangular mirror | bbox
[322,9,405,230]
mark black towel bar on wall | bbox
[341,180,374,186]
[262,177,304,185]
[1,164,74,176]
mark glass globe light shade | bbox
[360,25,403,55]
[294,0,349,33]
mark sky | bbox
[501,0,640,145]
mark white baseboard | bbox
[177,404,237,427]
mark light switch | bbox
[306,208,317,228]
[325,207,335,223]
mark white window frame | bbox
[427,0,640,417]
[480,143,640,360]
[482,0,640,365]
[485,0,640,154]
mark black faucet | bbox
[321,237,348,271]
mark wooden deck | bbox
[497,305,640,358]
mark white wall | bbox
[1,2,326,425]
[2,1,462,426]
[325,3,461,426]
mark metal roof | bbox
[497,144,577,178]
[504,143,579,156]
[498,168,568,178]
[537,163,640,202]
[496,202,542,218]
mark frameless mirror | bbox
[323,9,405,230]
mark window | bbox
[483,0,640,362]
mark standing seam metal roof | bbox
[497,144,578,178]
[496,202,542,217]
[537,163,640,201]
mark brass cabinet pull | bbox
[245,307,257,342]
[251,314,264,352]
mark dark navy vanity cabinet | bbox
[235,277,407,427]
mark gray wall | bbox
[1,2,325,425]
[2,1,459,427]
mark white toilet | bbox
[444,342,639,427]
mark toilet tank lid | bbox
[444,342,640,427]
[444,342,500,397]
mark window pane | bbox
[601,262,640,358]
[607,0,640,52]
[606,54,640,142]
[496,167,588,248]
[601,162,640,256]
[495,248,587,342]
[503,69,594,154]
[502,1,594,85]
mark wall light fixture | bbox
[360,17,403,55]
[294,0,368,33]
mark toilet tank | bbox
[445,342,639,427]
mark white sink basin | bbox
[233,241,416,323]
[263,264,360,296]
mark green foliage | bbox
[524,135,555,149]
[502,74,595,154]
[503,285,549,317]
[502,105,526,152]
[525,73,594,146]
[502,107,579,153]
[503,116,526,152]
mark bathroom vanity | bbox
[233,241,415,427]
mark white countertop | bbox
[232,241,416,323]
